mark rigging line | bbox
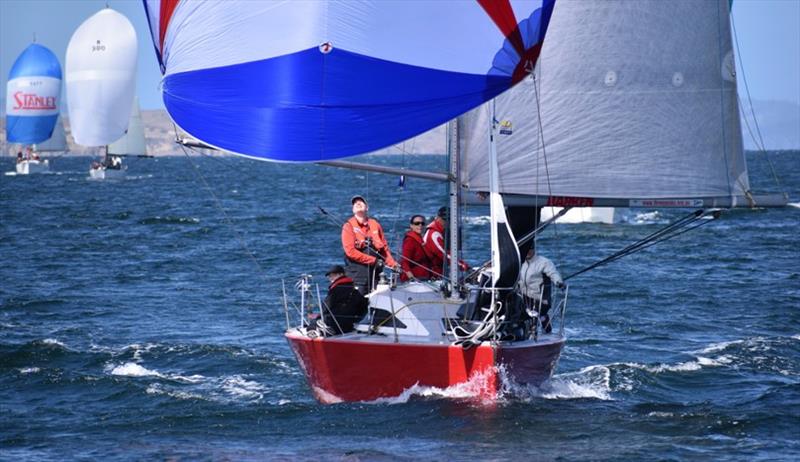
[730,15,784,190]
[178,142,274,286]
[530,69,561,260]
[564,210,715,280]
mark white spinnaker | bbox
[108,97,146,156]
[66,8,137,147]
[461,0,749,200]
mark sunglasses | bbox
[412,221,424,225]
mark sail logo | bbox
[499,120,513,135]
[93,40,106,52]
[13,91,57,110]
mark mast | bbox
[447,120,460,296]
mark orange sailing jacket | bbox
[341,216,398,268]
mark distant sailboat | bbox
[65,7,137,180]
[5,42,62,175]
[89,97,148,179]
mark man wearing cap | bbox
[423,206,469,278]
[341,195,399,294]
[316,264,368,335]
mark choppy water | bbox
[1,152,798,461]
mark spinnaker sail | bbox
[5,43,62,144]
[144,0,556,161]
[66,8,138,147]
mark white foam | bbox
[4,172,17,176]
[464,215,490,225]
[791,334,800,341]
[41,338,67,348]
[108,362,164,378]
[221,376,265,400]
[788,202,800,209]
[696,339,744,355]
[146,383,205,401]
[369,370,497,405]
[19,367,40,374]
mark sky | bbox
[1,0,799,113]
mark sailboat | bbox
[89,97,148,180]
[5,42,62,175]
[65,8,138,180]
[145,0,786,404]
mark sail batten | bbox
[461,0,750,201]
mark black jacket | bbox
[323,276,368,334]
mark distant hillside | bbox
[0,109,447,156]
[2,102,795,156]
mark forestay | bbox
[66,8,138,147]
[461,0,750,202]
[5,43,62,144]
[144,0,556,162]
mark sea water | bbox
[1,152,798,461]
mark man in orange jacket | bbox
[342,195,399,294]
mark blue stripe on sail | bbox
[9,44,62,80]
[6,114,58,144]
[163,47,511,161]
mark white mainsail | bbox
[108,97,146,156]
[461,0,751,204]
[65,8,137,147]
[34,115,67,152]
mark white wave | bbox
[537,365,614,400]
[791,334,800,341]
[277,399,292,406]
[221,376,265,400]
[628,211,669,225]
[108,362,164,378]
[4,172,17,176]
[19,367,40,374]
[146,383,205,401]
[41,338,67,348]
[696,339,745,355]
[647,411,675,418]
[369,369,497,405]
[788,202,800,209]
[464,215,490,225]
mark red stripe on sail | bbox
[476,0,525,56]
[159,0,180,55]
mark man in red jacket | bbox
[400,214,432,282]
[341,195,398,293]
[423,207,469,279]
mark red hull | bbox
[285,331,564,403]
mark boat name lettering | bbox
[12,92,57,110]
[629,199,704,207]
[547,196,594,207]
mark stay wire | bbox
[564,210,717,280]
[730,15,783,191]
[177,141,274,286]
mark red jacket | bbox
[341,216,398,267]
[400,230,431,281]
[423,219,468,278]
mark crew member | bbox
[423,206,469,278]
[400,214,432,282]
[341,195,398,293]
[317,265,368,335]
[518,247,565,333]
